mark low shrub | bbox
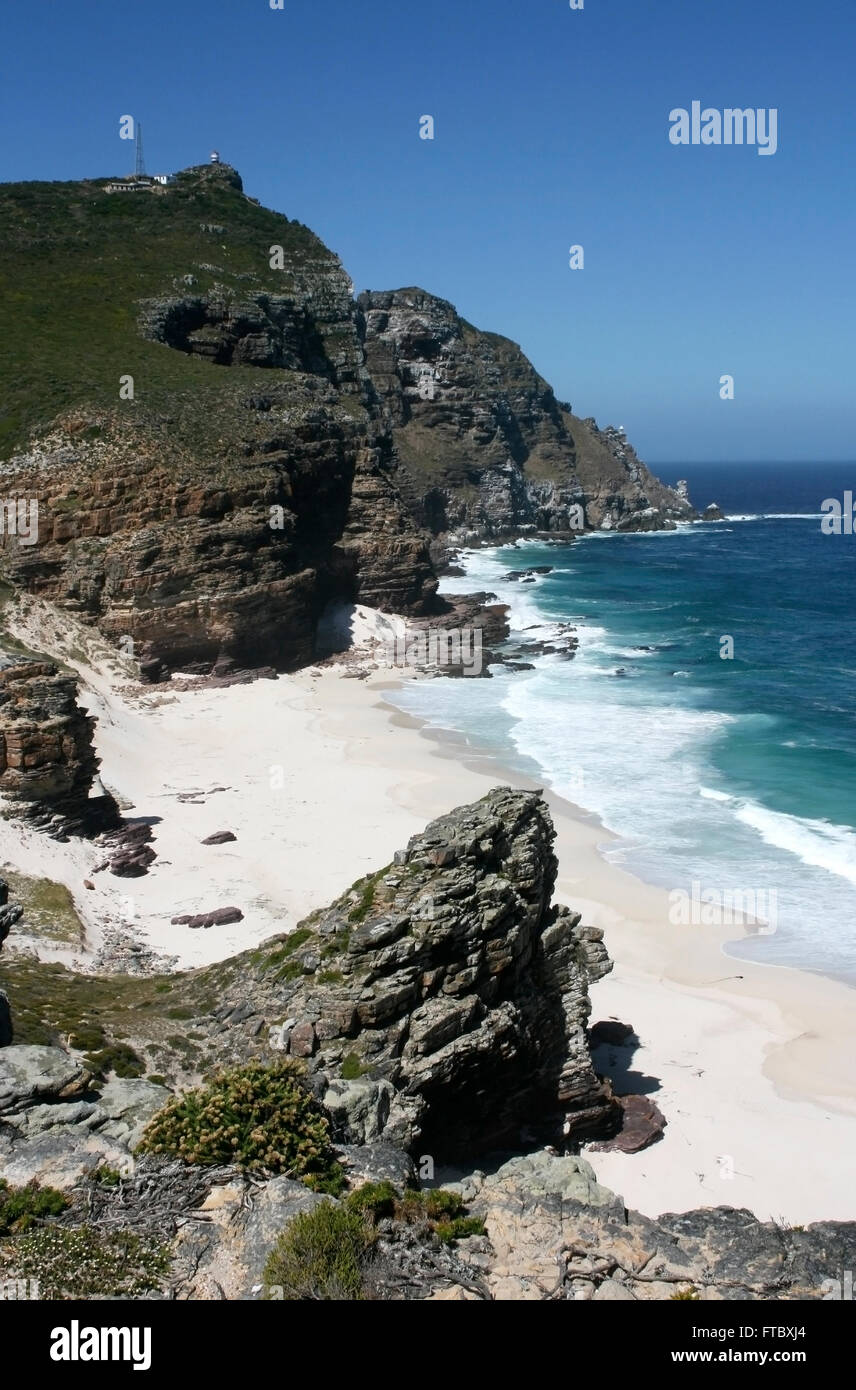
[347,1182,483,1243]
[84,1042,144,1079]
[345,1180,398,1220]
[0,1179,67,1235]
[434,1216,485,1244]
[137,1058,341,1188]
[340,1053,368,1080]
[264,1201,376,1301]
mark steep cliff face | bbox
[0,168,693,684]
[0,877,20,1045]
[358,288,695,540]
[0,655,116,836]
[0,410,434,678]
[166,789,619,1159]
[0,166,436,679]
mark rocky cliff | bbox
[0,165,437,681]
[359,288,695,541]
[156,789,619,1159]
[0,654,117,837]
[0,166,694,687]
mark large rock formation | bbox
[0,168,696,685]
[176,788,619,1159]
[0,165,437,681]
[0,877,19,1046]
[0,655,117,837]
[359,288,695,540]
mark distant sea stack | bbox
[0,164,695,681]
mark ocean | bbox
[387,462,856,982]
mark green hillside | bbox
[0,165,340,459]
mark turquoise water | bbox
[389,464,856,981]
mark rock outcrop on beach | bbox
[0,165,694,688]
[153,788,620,1157]
[0,656,117,838]
[0,790,620,1160]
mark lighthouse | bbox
[210,150,220,164]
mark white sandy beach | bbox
[2,599,855,1226]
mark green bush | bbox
[137,1058,341,1186]
[420,1189,465,1221]
[302,1165,347,1198]
[67,1023,106,1052]
[345,1182,483,1244]
[84,1042,144,1079]
[94,1166,122,1188]
[434,1216,486,1245]
[345,1181,398,1220]
[340,1053,368,1080]
[263,1201,376,1301]
[0,1179,67,1235]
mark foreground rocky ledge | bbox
[1,789,854,1299]
[158,787,622,1157]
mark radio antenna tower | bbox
[134,124,146,177]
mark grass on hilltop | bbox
[0,169,339,459]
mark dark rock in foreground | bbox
[0,877,20,1046]
[186,788,621,1159]
[590,1094,666,1154]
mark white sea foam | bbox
[392,541,856,977]
[725,512,823,522]
[699,785,732,803]
[734,801,856,888]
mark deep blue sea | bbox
[388,463,856,981]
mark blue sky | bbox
[2,0,854,462]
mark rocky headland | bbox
[0,164,702,689]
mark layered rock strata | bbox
[176,788,620,1159]
[0,657,117,837]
